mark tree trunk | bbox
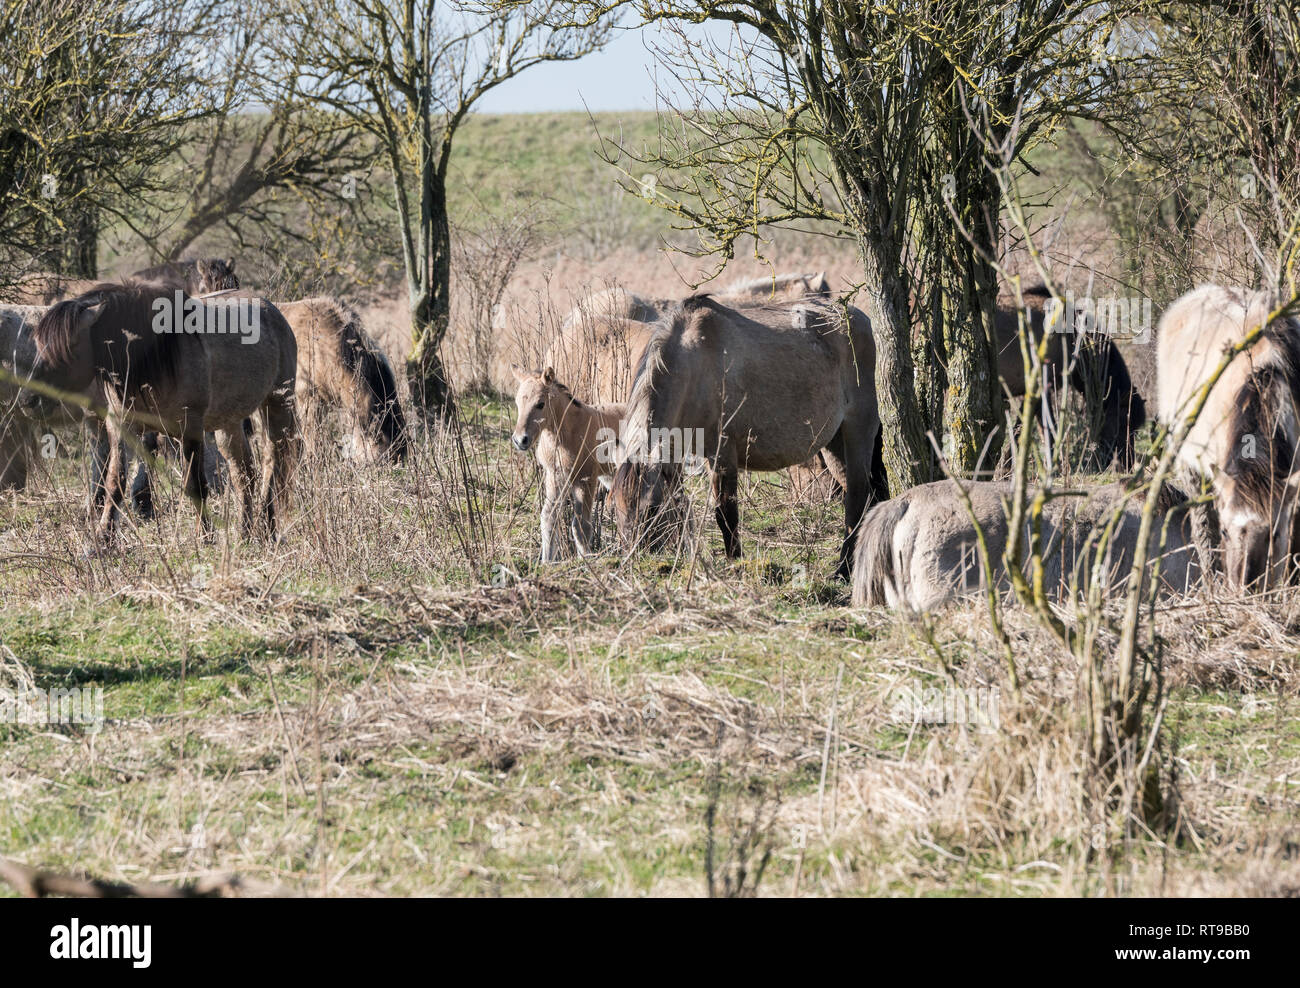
[60,197,98,279]
[406,178,455,417]
[937,242,1002,478]
[861,239,934,491]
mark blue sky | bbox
[475,21,737,113]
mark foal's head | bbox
[510,366,577,452]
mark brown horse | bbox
[1157,285,1300,588]
[279,297,409,462]
[510,366,624,561]
[611,294,882,579]
[994,285,1147,469]
[27,282,300,542]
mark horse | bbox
[724,271,830,299]
[1157,284,1300,588]
[2,303,222,505]
[548,286,888,506]
[610,294,882,579]
[510,366,625,561]
[994,285,1147,470]
[279,297,409,463]
[26,282,300,543]
[852,479,1201,610]
[131,258,240,295]
[1,303,53,490]
[126,295,407,519]
[558,271,829,342]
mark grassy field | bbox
[3,393,1300,897]
[3,112,1297,898]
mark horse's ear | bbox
[76,300,104,332]
[226,257,236,272]
[543,366,555,383]
[814,270,829,293]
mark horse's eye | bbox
[535,402,544,410]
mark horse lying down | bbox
[852,480,1202,610]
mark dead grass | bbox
[2,382,1299,898]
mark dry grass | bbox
[3,377,1299,897]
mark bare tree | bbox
[121,1,379,266]
[532,2,1135,488]
[0,0,227,288]
[284,0,614,415]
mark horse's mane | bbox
[1222,307,1300,514]
[625,295,712,424]
[327,297,409,459]
[618,295,714,464]
[33,282,184,400]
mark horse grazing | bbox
[511,366,624,561]
[852,480,1201,610]
[131,258,240,295]
[611,294,882,579]
[27,282,300,542]
[1157,284,1300,588]
[994,285,1147,469]
[279,297,409,463]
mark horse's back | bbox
[1157,285,1290,476]
[199,295,297,428]
[853,479,1199,610]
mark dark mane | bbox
[33,282,184,401]
[330,299,409,460]
[1223,318,1300,514]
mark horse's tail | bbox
[851,498,908,607]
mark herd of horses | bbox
[0,260,407,543]
[2,262,1296,610]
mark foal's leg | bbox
[539,466,566,562]
[712,467,741,559]
[87,418,110,517]
[94,420,127,543]
[571,480,598,555]
[215,426,257,537]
